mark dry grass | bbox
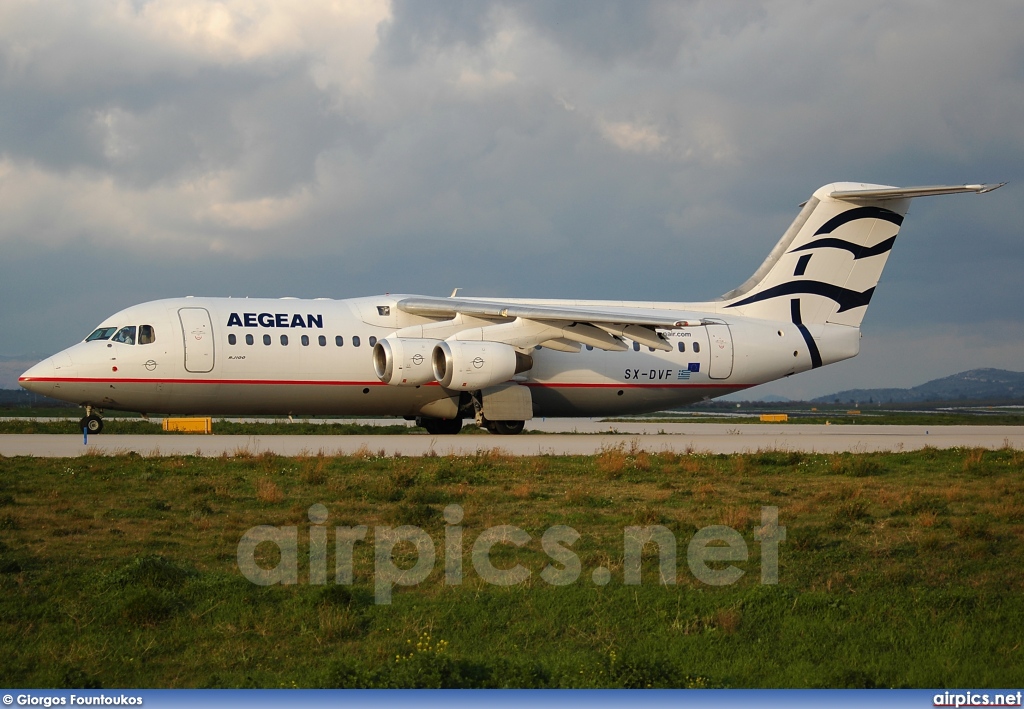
[301,456,328,486]
[255,478,284,504]
[317,604,363,641]
[962,448,986,473]
[676,455,706,475]
[632,450,652,472]
[351,445,375,460]
[694,482,717,502]
[596,446,628,478]
[714,608,742,635]
[989,500,1024,522]
[720,506,754,530]
[510,483,535,500]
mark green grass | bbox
[3,408,1022,435]
[606,411,1024,426]
[0,407,89,418]
[0,419,484,435]
[1,447,1023,688]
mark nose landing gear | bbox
[80,406,104,434]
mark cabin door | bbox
[179,307,215,373]
[706,323,734,380]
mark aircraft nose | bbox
[19,351,74,395]
[19,360,55,394]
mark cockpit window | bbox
[86,327,118,342]
[138,325,155,345]
[111,326,137,345]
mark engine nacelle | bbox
[372,337,441,386]
[432,341,533,391]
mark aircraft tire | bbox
[491,420,525,435]
[418,417,463,435]
[81,415,104,434]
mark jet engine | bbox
[431,341,533,391]
[372,337,441,386]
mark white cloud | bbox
[599,119,665,154]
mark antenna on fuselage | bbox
[450,288,461,298]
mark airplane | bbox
[19,181,1004,435]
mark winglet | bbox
[829,183,1006,201]
[449,288,461,298]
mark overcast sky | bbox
[1,0,1022,398]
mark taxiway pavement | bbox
[1,420,1020,457]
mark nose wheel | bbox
[80,414,104,434]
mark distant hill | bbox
[813,368,1024,404]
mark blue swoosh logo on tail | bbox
[726,281,874,312]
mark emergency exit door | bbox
[706,323,734,379]
[179,307,215,373]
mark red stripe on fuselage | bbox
[20,376,750,389]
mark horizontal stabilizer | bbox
[829,183,1005,201]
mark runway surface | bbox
[1,419,1022,456]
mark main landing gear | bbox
[484,419,525,435]
[416,416,463,435]
[80,406,104,434]
[415,416,525,435]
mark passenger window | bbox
[280,334,289,346]
[335,336,343,347]
[302,335,309,346]
[228,334,237,345]
[353,336,361,347]
[138,325,156,345]
[263,334,271,345]
[318,335,327,346]
[246,334,254,346]
[86,326,118,342]
[112,326,137,345]
[677,342,685,352]
[369,336,377,347]
[693,342,700,353]
[632,341,640,352]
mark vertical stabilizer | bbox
[719,182,1003,329]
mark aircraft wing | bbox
[395,296,711,352]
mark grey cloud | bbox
[376,0,499,65]
[1,0,1023,399]
[377,1,762,68]
[1,61,342,196]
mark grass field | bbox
[606,411,1024,426]
[1,447,1023,688]
[0,418,433,435]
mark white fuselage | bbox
[18,294,848,418]
[21,182,999,424]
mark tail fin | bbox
[720,182,1003,328]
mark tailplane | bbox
[720,182,1004,328]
